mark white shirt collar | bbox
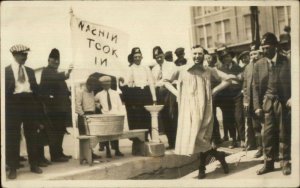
[12,61,23,70]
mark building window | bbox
[195,7,203,17]
[197,26,205,47]
[205,24,213,48]
[224,19,231,43]
[277,6,286,34]
[244,15,252,40]
[216,21,223,42]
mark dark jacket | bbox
[5,65,38,97]
[218,62,243,98]
[39,66,71,113]
[243,61,255,106]
[252,54,291,110]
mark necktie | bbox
[18,65,25,83]
[107,90,112,111]
[158,65,163,80]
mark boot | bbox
[256,160,274,175]
[254,135,263,158]
[210,149,229,174]
[281,161,291,176]
[198,152,207,179]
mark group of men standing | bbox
[5,29,292,179]
[5,47,73,179]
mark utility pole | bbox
[250,6,260,47]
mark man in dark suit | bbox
[243,42,264,156]
[216,46,245,149]
[5,44,43,179]
[39,48,73,162]
[253,33,291,175]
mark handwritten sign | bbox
[70,13,129,81]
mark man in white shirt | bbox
[5,44,43,179]
[95,76,124,158]
[152,46,179,149]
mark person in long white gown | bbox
[167,45,234,179]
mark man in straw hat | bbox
[95,76,124,158]
[216,45,245,149]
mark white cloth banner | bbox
[70,13,129,82]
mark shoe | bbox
[115,151,124,157]
[217,151,229,174]
[92,153,102,159]
[254,148,263,158]
[61,153,72,159]
[19,156,27,162]
[256,161,274,175]
[228,141,238,149]
[198,169,206,179]
[37,161,48,167]
[30,166,43,174]
[222,136,229,142]
[51,157,69,162]
[166,146,175,150]
[8,168,17,179]
[282,163,291,175]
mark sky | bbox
[1,1,192,71]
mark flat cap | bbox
[99,76,112,83]
[261,32,278,46]
[10,44,30,54]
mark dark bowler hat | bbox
[130,47,142,56]
[49,48,60,60]
[216,45,235,59]
[175,47,185,57]
[279,33,291,44]
[153,46,164,59]
[164,51,173,62]
[261,32,278,46]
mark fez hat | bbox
[238,51,250,61]
[216,45,235,59]
[279,33,291,44]
[153,46,164,59]
[10,44,30,54]
[175,47,185,57]
[164,51,173,62]
[261,32,278,46]
[49,48,60,60]
[130,47,142,56]
[99,75,112,83]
